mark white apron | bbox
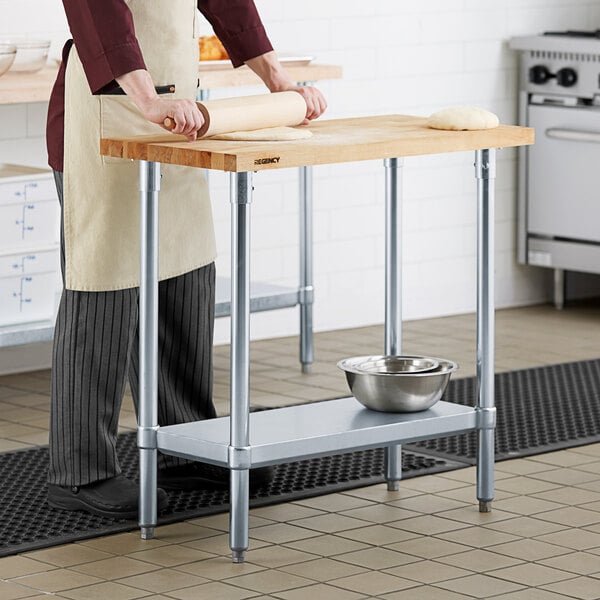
[63,0,216,291]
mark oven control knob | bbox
[556,67,578,87]
[529,65,552,84]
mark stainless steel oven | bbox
[511,32,600,307]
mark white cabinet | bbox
[0,199,59,248]
[0,248,61,326]
[0,164,60,331]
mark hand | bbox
[285,85,328,125]
[115,70,204,141]
[141,97,205,141]
[243,52,328,124]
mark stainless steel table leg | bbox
[298,81,314,374]
[299,164,314,373]
[229,171,253,563]
[138,160,161,539]
[384,157,403,491]
[475,149,496,513]
[554,268,565,310]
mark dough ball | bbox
[209,126,313,141]
[428,106,499,131]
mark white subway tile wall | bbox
[1,0,597,345]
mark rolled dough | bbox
[428,106,499,131]
[209,126,313,141]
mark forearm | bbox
[245,51,328,123]
[245,51,294,92]
[115,69,158,114]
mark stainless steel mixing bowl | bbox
[338,355,458,413]
[354,355,439,374]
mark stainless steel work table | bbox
[101,115,534,562]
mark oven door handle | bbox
[546,128,600,144]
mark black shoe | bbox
[47,474,169,519]
[157,462,275,491]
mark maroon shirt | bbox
[47,0,273,171]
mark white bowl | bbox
[8,39,50,73]
[0,44,17,77]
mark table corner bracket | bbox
[137,425,159,449]
[299,285,314,304]
[384,157,403,169]
[228,445,253,469]
[474,149,497,180]
[475,406,496,430]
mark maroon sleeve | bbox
[61,0,146,94]
[198,0,273,68]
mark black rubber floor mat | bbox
[0,437,463,557]
[4,358,598,557]
[409,358,600,463]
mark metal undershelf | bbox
[0,320,55,348]
[156,398,478,468]
[214,277,299,318]
[0,277,300,348]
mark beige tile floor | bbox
[0,300,599,599]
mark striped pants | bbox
[49,172,216,486]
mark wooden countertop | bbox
[0,63,342,105]
[0,66,60,104]
[100,115,535,173]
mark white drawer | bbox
[0,270,61,327]
[0,248,60,278]
[0,177,57,207]
[0,200,60,250]
[0,163,56,208]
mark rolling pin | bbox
[163,91,307,138]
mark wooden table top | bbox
[100,115,535,173]
[0,66,60,104]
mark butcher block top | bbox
[100,115,534,173]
